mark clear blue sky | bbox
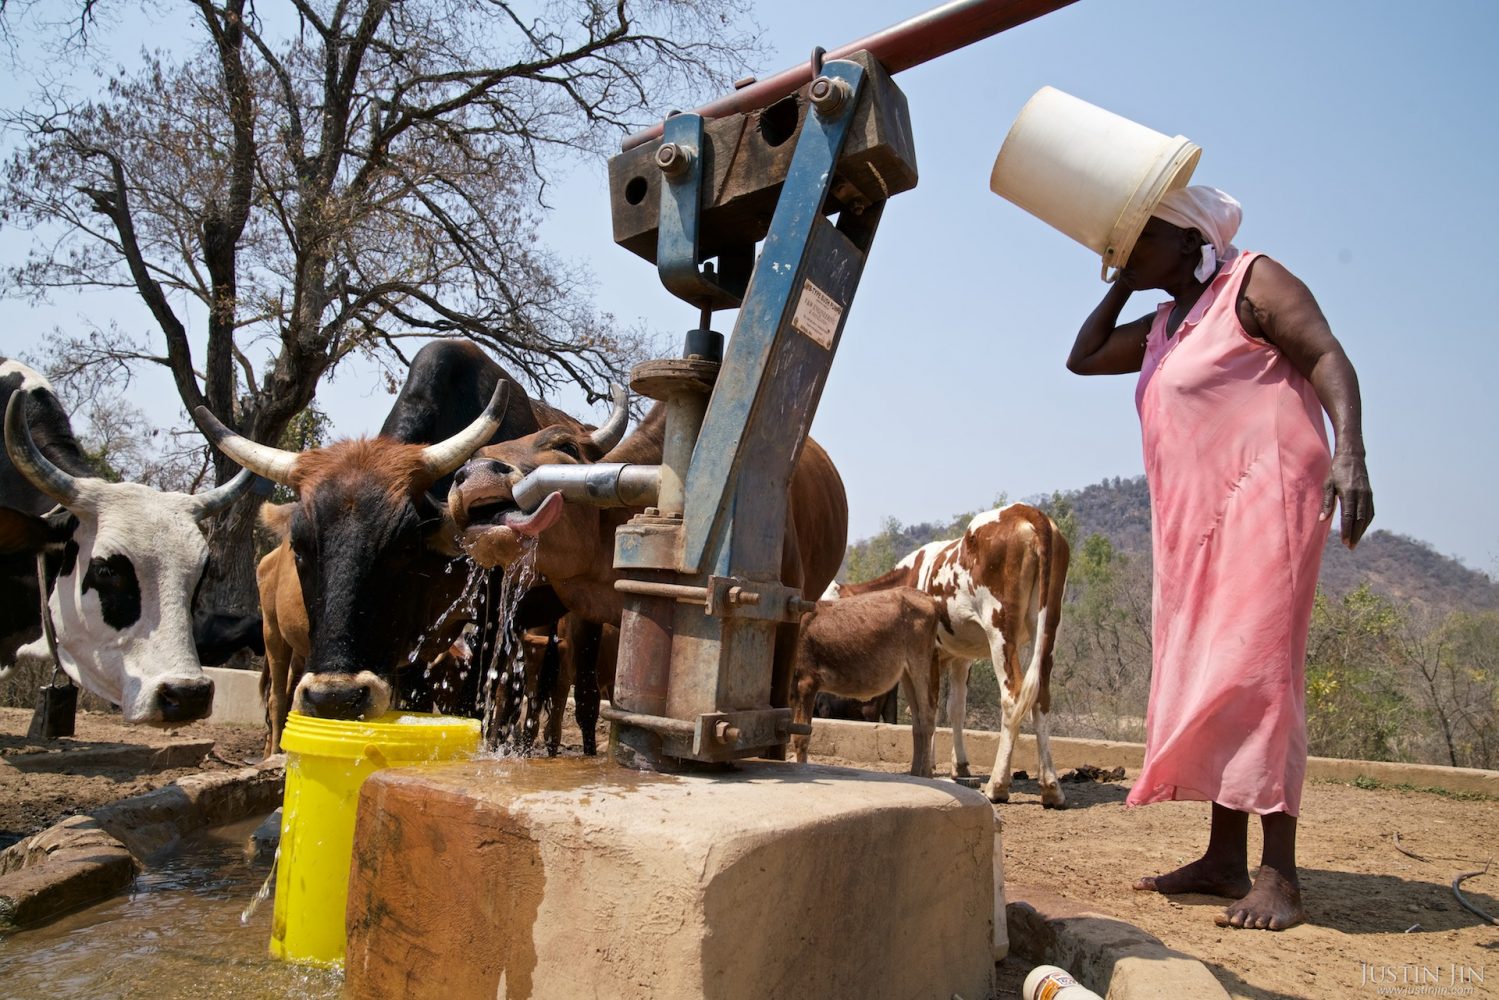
[5,1,1497,575]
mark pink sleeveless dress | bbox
[1129,250,1331,817]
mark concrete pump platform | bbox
[344,755,1002,1000]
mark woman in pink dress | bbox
[1066,187,1373,931]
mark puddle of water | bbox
[0,816,342,1000]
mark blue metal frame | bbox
[680,58,870,575]
[656,113,746,310]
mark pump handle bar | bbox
[621,0,1077,151]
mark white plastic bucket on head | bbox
[990,86,1200,282]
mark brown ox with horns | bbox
[446,399,848,725]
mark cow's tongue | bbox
[501,490,563,537]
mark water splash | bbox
[478,536,540,749]
[405,558,489,671]
[240,846,278,926]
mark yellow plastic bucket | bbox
[990,86,1201,282]
[270,710,480,965]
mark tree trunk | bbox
[201,493,266,617]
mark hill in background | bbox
[1055,476,1498,611]
[844,474,1497,612]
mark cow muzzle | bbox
[155,676,216,724]
[450,459,521,529]
[293,670,392,721]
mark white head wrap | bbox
[1151,186,1243,282]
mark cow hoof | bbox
[953,763,972,779]
[985,785,1010,804]
[1042,797,1068,810]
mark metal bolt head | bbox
[809,76,850,118]
[655,142,691,178]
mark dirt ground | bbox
[3,706,1493,999]
[0,707,267,850]
[813,751,1499,1000]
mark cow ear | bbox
[0,507,47,555]
[419,491,464,557]
[257,502,294,542]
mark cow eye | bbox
[552,440,579,460]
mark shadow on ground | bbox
[1302,866,1499,935]
[984,773,1131,809]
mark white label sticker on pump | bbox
[792,280,842,350]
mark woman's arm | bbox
[1239,257,1375,548]
[1067,281,1152,375]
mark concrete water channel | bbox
[0,815,341,1000]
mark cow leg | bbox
[262,638,294,757]
[901,659,935,778]
[946,657,973,778]
[543,630,565,756]
[982,628,1028,804]
[1033,703,1066,808]
[983,674,1020,803]
[790,671,819,764]
[570,618,602,756]
[489,634,525,747]
[763,620,802,762]
[521,630,557,751]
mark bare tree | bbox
[0,0,754,612]
[1404,609,1499,770]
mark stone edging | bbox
[1005,883,1231,999]
[0,755,284,929]
[0,740,216,775]
[807,720,1499,797]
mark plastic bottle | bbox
[1022,964,1104,1000]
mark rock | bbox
[246,807,282,861]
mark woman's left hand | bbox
[1321,451,1374,548]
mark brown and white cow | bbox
[447,400,848,716]
[789,587,940,776]
[836,504,1069,805]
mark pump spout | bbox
[512,464,662,513]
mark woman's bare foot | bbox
[1133,855,1251,898]
[1215,865,1305,930]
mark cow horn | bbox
[418,381,510,480]
[4,390,83,509]
[191,466,257,520]
[193,405,301,486]
[588,383,629,452]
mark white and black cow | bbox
[0,360,254,724]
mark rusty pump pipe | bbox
[512,463,659,513]
[621,0,1079,152]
